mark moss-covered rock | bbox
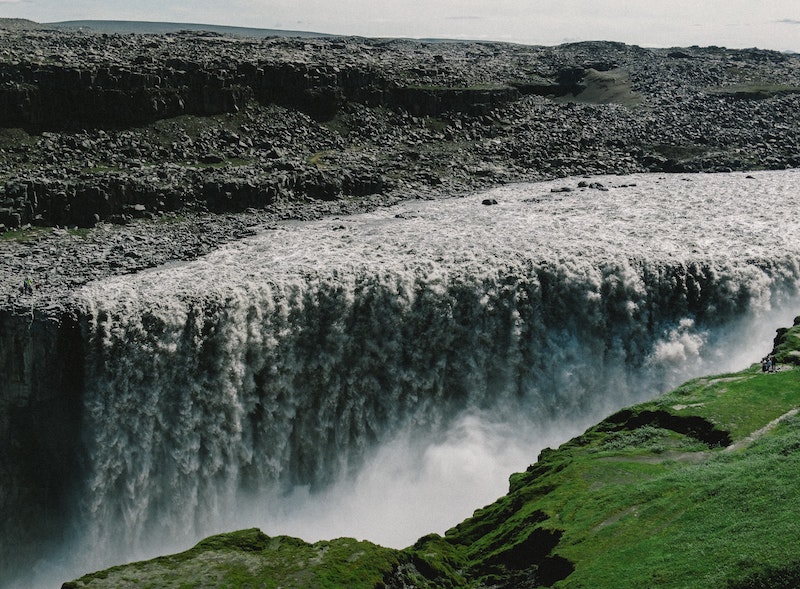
[772,315,800,365]
[64,529,401,589]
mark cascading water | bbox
[6,171,800,588]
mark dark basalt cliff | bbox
[0,19,799,233]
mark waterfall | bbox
[4,171,800,587]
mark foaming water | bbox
[13,171,800,588]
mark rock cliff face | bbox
[0,308,84,578]
[0,33,522,129]
[0,21,799,231]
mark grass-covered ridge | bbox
[62,529,401,589]
[65,317,800,588]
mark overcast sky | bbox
[2,0,799,52]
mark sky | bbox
[1,0,799,52]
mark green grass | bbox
[650,368,800,440]
[553,415,800,588]
[434,329,800,588]
[0,226,49,241]
[465,361,800,588]
[66,529,401,589]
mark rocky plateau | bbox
[1,17,799,313]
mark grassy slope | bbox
[63,531,402,589]
[65,318,800,588]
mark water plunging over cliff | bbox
[4,171,800,587]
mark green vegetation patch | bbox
[438,325,800,588]
[0,226,50,241]
[651,367,800,441]
[555,413,800,588]
[66,529,401,589]
[773,316,800,365]
[1,225,92,241]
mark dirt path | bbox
[724,407,799,452]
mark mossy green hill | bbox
[64,318,800,589]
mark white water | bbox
[20,170,800,588]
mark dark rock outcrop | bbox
[0,309,84,580]
[599,407,733,448]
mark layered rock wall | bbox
[1,26,799,230]
[0,53,520,131]
[0,308,84,580]
[0,62,252,128]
